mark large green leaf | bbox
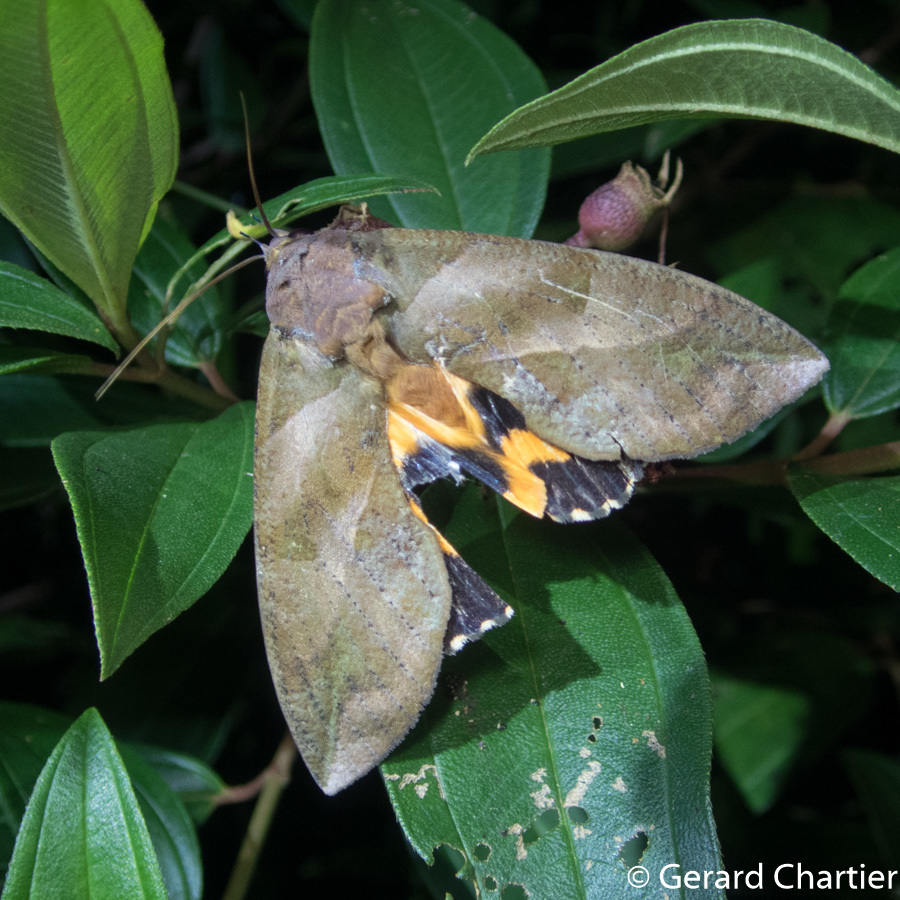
[0,702,223,894]
[824,247,900,419]
[469,19,900,160]
[384,489,721,898]
[788,468,900,592]
[0,0,178,337]
[0,261,118,352]
[2,709,167,900]
[51,403,255,677]
[309,0,550,235]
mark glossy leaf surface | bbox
[310,0,550,234]
[2,709,167,900]
[384,490,721,898]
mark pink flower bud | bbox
[566,157,683,252]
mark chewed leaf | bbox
[384,490,720,896]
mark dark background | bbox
[3,1,899,897]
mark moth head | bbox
[265,231,390,358]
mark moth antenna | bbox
[240,93,277,238]
[94,255,262,401]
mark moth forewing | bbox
[254,334,454,795]
[254,210,828,793]
[362,229,829,461]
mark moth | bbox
[253,205,828,794]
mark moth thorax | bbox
[266,234,388,358]
[346,323,405,382]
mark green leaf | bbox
[824,247,900,419]
[274,0,319,31]
[384,489,721,898]
[2,709,167,900]
[843,750,900,869]
[708,197,900,309]
[128,218,226,368]
[0,345,95,376]
[788,467,900,591]
[0,261,118,352]
[469,19,900,160]
[309,0,550,235]
[711,675,809,813]
[0,703,72,869]
[712,630,873,814]
[0,703,222,894]
[51,402,255,677]
[117,745,203,900]
[129,744,226,826]
[205,174,438,250]
[0,375,210,449]
[0,0,178,335]
[0,375,105,447]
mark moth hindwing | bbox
[253,206,828,794]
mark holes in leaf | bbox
[592,716,602,730]
[433,844,466,876]
[587,715,602,743]
[523,808,560,845]
[566,805,589,825]
[501,884,529,900]
[474,842,491,862]
[618,829,649,868]
[484,875,498,891]
[587,733,597,743]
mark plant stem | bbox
[794,410,852,460]
[200,361,242,402]
[222,732,298,900]
[670,440,900,489]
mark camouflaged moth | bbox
[252,204,828,794]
